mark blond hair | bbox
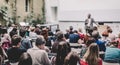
[83,43,99,65]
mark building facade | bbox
[0,0,44,25]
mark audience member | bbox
[80,37,95,58]
[92,31,106,59]
[1,33,11,51]
[9,28,18,38]
[52,41,71,65]
[64,51,80,65]
[104,41,120,63]
[19,29,32,51]
[51,31,66,53]
[64,29,70,40]
[80,43,102,65]
[18,52,32,65]
[69,30,80,43]
[116,33,120,49]
[7,35,26,64]
[27,37,51,65]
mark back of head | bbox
[83,43,99,65]
[110,41,118,47]
[35,37,46,46]
[56,31,64,40]
[86,37,95,47]
[73,30,78,33]
[107,28,112,33]
[11,35,21,46]
[93,26,98,31]
[18,52,32,65]
[69,26,73,30]
[20,29,26,37]
[92,31,99,39]
[57,41,71,56]
[56,41,71,65]
[64,52,80,65]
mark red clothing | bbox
[80,59,102,65]
[116,38,120,49]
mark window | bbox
[25,0,30,12]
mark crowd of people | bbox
[0,21,120,65]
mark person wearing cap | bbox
[27,37,51,65]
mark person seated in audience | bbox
[78,28,84,40]
[1,33,11,52]
[64,29,70,40]
[19,28,32,51]
[92,31,106,59]
[107,28,116,42]
[80,37,95,58]
[29,27,37,41]
[101,31,110,46]
[51,31,66,53]
[69,26,74,34]
[69,30,80,43]
[35,28,44,40]
[80,43,102,65]
[27,37,51,65]
[41,27,52,49]
[7,35,26,64]
[116,33,120,49]
[64,51,80,65]
[18,52,32,65]
[9,27,18,38]
[104,41,120,63]
[51,41,71,65]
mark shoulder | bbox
[80,59,88,65]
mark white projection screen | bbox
[58,0,120,22]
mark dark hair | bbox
[35,29,41,35]
[107,28,112,33]
[18,52,32,65]
[56,28,60,33]
[56,31,64,41]
[86,37,95,47]
[12,28,17,32]
[110,41,118,47]
[19,29,26,37]
[69,26,73,30]
[73,30,78,33]
[35,38,45,46]
[56,42,71,65]
[93,26,98,30]
[92,31,99,39]
[11,35,21,46]
[64,52,80,65]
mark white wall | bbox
[58,0,120,21]
[45,0,59,24]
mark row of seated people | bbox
[0,24,120,65]
[0,31,120,65]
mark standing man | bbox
[85,14,98,35]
